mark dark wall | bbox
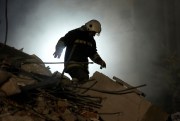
[131,0,180,112]
[175,0,180,55]
[164,0,177,54]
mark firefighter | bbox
[53,19,106,83]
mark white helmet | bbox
[85,19,101,34]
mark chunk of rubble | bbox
[0,43,170,121]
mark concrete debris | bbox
[1,78,21,96]
[0,43,171,121]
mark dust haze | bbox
[0,0,178,111]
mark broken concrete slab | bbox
[78,71,169,121]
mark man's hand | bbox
[100,60,106,69]
[53,51,61,58]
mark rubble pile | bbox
[0,43,104,121]
[0,43,170,121]
[0,87,103,121]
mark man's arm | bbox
[90,53,106,69]
[53,37,66,58]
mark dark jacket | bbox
[55,27,103,73]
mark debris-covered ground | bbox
[0,43,175,121]
[0,87,103,121]
[0,43,105,121]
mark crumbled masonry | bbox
[0,43,169,121]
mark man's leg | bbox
[67,67,89,83]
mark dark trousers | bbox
[67,67,89,82]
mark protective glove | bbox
[53,51,61,58]
[100,60,106,69]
